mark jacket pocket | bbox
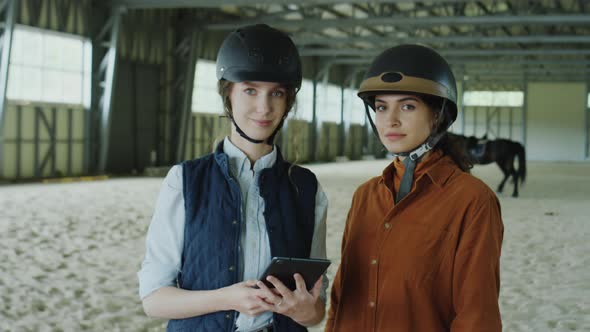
[391,223,450,284]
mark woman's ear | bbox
[430,113,438,130]
[224,96,232,114]
[433,112,445,132]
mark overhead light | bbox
[287,4,298,10]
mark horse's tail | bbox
[517,142,526,184]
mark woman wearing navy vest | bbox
[138,24,329,332]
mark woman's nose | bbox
[256,96,272,113]
[386,109,401,126]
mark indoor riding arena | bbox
[0,1,589,332]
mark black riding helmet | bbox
[358,44,458,132]
[216,24,302,145]
[357,44,458,203]
[216,24,302,89]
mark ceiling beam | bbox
[293,34,590,46]
[299,47,590,57]
[112,0,475,9]
[455,58,590,66]
[461,74,590,81]
[205,14,590,30]
[323,57,590,68]
[458,67,590,74]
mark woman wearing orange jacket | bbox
[325,44,503,332]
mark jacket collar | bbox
[214,138,287,180]
[379,149,458,189]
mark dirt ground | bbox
[1,159,588,332]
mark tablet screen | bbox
[258,257,331,291]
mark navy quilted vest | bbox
[167,142,317,332]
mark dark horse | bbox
[449,133,526,197]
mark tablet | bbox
[258,257,331,291]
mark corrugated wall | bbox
[180,115,369,164]
[346,124,364,160]
[1,0,91,180]
[2,102,86,179]
[284,119,311,163]
[527,82,587,161]
[184,113,229,159]
[317,122,339,162]
[460,106,525,142]
[108,61,161,173]
[17,0,91,36]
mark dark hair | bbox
[420,94,473,172]
[217,80,297,116]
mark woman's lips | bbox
[253,119,273,127]
[385,133,406,141]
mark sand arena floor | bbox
[0,160,589,332]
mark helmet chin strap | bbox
[227,110,285,146]
[364,99,448,203]
[393,130,445,203]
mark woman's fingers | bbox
[265,276,293,297]
[265,275,296,306]
[293,273,308,292]
[256,281,282,304]
[311,275,323,299]
[243,279,259,287]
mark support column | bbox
[338,83,345,156]
[472,107,477,136]
[585,80,589,158]
[343,68,361,159]
[95,6,124,173]
[522,78,528,146]
[309,58,322,162]
[509,108,513,140]
[173,31,200,163]
[310,77,318,162]
[485,107,490,136]
[461,79,467,135]
[0,0,17,178]
[496,108,501,138]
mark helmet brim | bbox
[357,72,453,102]
[219,67,302,88]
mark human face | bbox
[373,94,435,154]
[228,81,288,141]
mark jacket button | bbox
[232,220,238,225]
[371,259,378,265]
[229,266,235,271]
[225,314,231,319]
[369,301,375,307]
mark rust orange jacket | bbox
[326,150,503,332]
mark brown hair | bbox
[420,94,473,172]
[218,80,303,191]
[217,80,297,116]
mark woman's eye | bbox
[376,105,387,112]
[244,88,256,95]
[402,104,416,111]
[271,90,285,97]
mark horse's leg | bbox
[496,160,510,193]
[510,155,519,197]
